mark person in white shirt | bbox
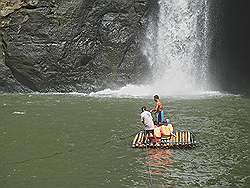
[141,106,155,139]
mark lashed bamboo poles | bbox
[132,130,196,148]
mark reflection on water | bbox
[145,149,173,176]
[135,148,175,187]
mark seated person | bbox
[153,126,162,145]
[152,120,174,145]
[161,119,175,139]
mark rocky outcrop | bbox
[0,0,156,93]
[0,31,30,92]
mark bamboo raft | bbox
[132,130,197,148]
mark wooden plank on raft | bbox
[163,140,168,148]
[182,131,185,144]
[168,136,171,147]
[185,131,187,144]
[172,134,176,146]
[187,131,190,145]
[174,132,177,146]
[141,132,146,147]
[173,132,176,145]
[175,131,179,146]
[139,132,145,148]
[179,131,181,144]
[181,131,184,144]
[170,134,174,147]
[179,131,182,145]
[167,138,170,148]
[132,132,140,147]
[183,131,185,144]
[132,130,197,149]
[135,132,142,147]
[186,131,188,144]
[191,132,193,144]
[184,131,186,144]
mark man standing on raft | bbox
[151,95,164,125]
[140,106,156,143]
[141,106,155,135]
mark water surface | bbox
[0,94,249,187]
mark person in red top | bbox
[151,95,164,125]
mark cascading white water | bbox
[91,0,212,97]
[144,0,209,95]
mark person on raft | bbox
[140,106,175,146]
[140,106,155,140]
[151,95,164,125]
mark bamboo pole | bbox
[187,131,190,145]
[139,132,144,148]
[185,131,187,144]
[191,132,193,144]
[179,131,182,144]
[176,131,179,145]
[181,131,184,145]
[174,131,177,146]
[132,132,139,147]
[169,134,174,147]
[135,132,142,147]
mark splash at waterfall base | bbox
[89,84,223,98]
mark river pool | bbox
[0,94,249,187]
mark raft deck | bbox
[132,130,197,148]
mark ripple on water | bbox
[12,111,26,115]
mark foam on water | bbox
[89,84,233,99]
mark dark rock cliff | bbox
[208,0,250,94]
[0,0,157,93]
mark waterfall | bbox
[91,0,212,97]
[144,0,209,95]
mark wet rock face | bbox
[0,34,30,92]
[209,0,250,94]
[0,0,155,92]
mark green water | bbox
[0,94,249,188]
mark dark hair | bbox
[141,106,147,112]
[154,95,159,99]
